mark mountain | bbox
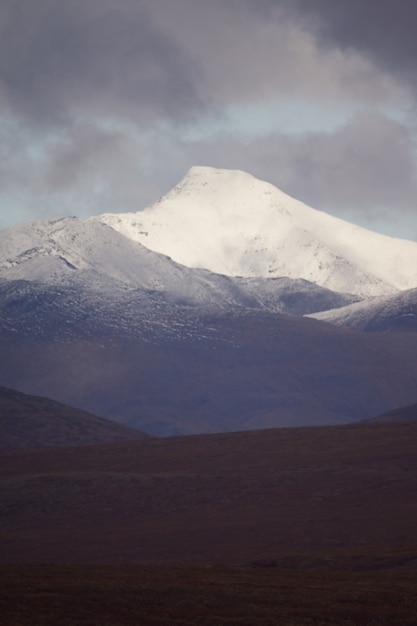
[99,166,417,297]
[0,385,147,448]
[1,166,417,435]
[0,217,356,315]
[309,287,417,332]
[2,166,417,303]
[1,293,417,434]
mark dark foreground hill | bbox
[2,559,417,626]
[2,421,417,625]
[0,385,147,447]
[1,420,416,565]
[365,402,417,423]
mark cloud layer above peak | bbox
[0,0,416,240]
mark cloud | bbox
[264,112,417,216]
[0,0,416,239]
[148,0,408,108]
[0,0,203,127]
[20,109,413,222]
[180,111,417,221]
[0,0,409,129]
[290,0,417,87]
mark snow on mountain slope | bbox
[0,216,184,287]
[0,217,239,304]
[309,287,417,332]
[98,166,417,297]
[0,216,355,314]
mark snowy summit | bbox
[98,166,417,297]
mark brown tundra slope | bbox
[1,419,416,565]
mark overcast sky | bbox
[1,0,416,240]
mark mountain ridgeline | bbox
[1,167,417,435]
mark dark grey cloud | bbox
[43,124,129,190]
[0,0,410,127]
[0,0,203,126]
[149,0,405,106]
[290,0,417,84]
[267,112,417,214]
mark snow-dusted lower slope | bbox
[0,216,193,289]
[309,287,417,332]
[98,166,417,297]
[0,217,355,315]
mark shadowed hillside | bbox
[365,402,417,423]
[2,310,417,435]
[2,420,417,624]
[0,385,147,447]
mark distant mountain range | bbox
[1,167,417,435]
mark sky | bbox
[0,0,416,240]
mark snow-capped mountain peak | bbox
[98,166,417,297]
[1,167,416,299]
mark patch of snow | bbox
[0,214,354,314]
[308,287,417,331]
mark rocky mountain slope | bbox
[0,217,356,315]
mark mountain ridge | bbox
[98,166,417,296]
[309,287,417,332]
[2,166,416,302]
[0,215,358,315]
